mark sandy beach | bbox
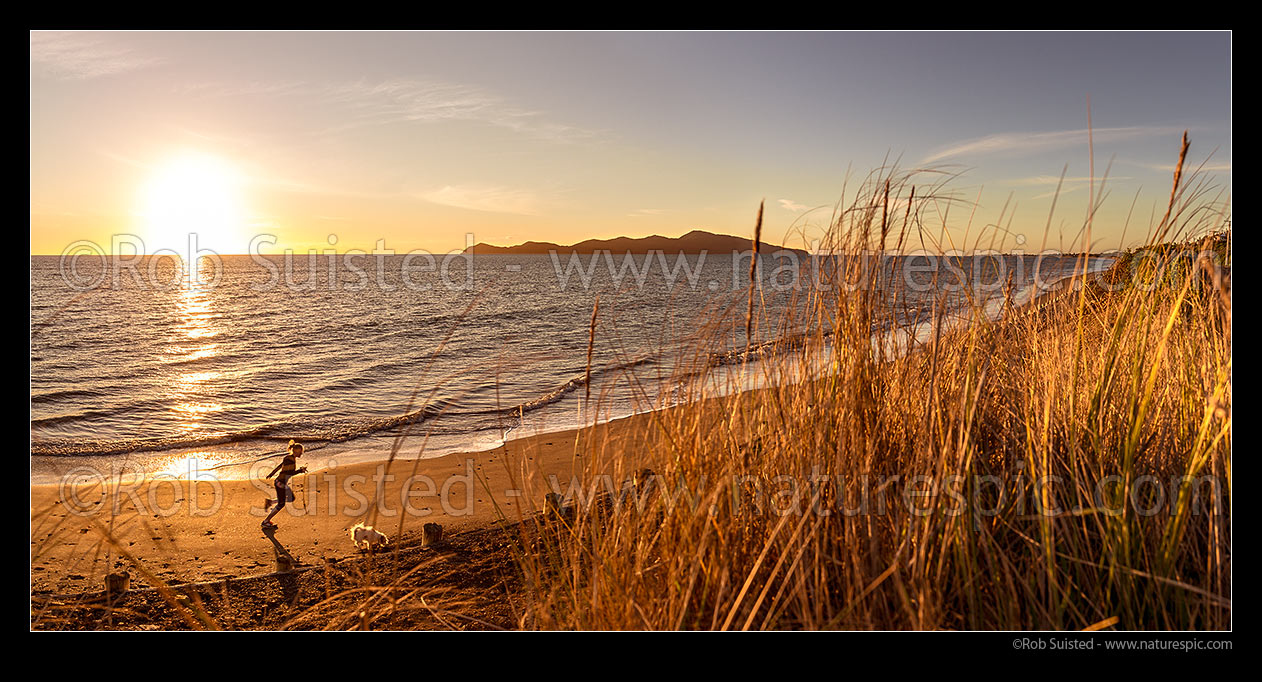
[31,412,667,597]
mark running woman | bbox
[261,440,307,529]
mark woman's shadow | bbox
[262,526,302,604]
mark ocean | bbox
[30,251,1112,482]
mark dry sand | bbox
[31,412,672,596]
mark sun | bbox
[140,154,248,256]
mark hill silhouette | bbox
[463,229,804,255]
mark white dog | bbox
[351,522,390,550]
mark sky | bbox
[30,31,1232,255]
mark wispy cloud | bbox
[173,80,310,98]
[628,208,664,217]
[328,79,601,143]
[1004,173,1134,200]
[30,31,160,80]
[777,198,809,213]
[1143,161,1231,173]
[419,184,549,215]
[922,126,1184,165]
[1004,175,1101,187]
[1032,185,1087,200]
[180,77,600,144]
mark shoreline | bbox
[29,393,681,487]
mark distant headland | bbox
[462,229,805,255]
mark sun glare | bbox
[140,155,248,255]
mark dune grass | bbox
[508,137,1231,630]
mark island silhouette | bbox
[463,229,805,255]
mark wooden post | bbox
[105,571,130,598]
[422,522,444,547]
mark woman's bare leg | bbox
[262,506,281,525]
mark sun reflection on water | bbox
[151,451,230,480]
[169,258,225,433]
